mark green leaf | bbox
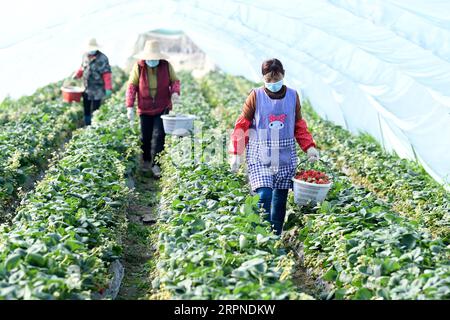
[354,288,373,300]
[4,254,22,271]
[25,253,46,267]
[64,239,84,251]
[241,258,265,269]
[399,234,416,250]
[323,268,338,282]
[334,288,347,300]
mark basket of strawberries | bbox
[292,165,332,205]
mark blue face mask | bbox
[146,60,160,68]
[87,50,97,56]
[265,79,284,93]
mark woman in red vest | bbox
[125,40,181,178]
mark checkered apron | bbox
[247,87,297,191]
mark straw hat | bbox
[86,38,101,51]
[134,40,168,60]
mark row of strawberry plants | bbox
[0,88,140,299]
[285,153,450,299]
[206,72,450,299]
[174,71,219,128]
[0,67,129,220]
[208,71,449,242]
[0,66,127,125]
[153,162,309,299]
[0,82,63,124]
[149,72,311,299]
[300,102,450,242]
[199,71,246,129]
[213,72,449,239]
[0,102,83,220]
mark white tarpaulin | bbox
[0,0,449,187]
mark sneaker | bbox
[151,165,161,178]
[142,161,151,172]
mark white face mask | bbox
[264,79,284,93]
[87,50,97,55]
[146,60,160,68]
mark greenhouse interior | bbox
[0,0,449,307]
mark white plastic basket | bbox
[292,177,332,205]
[161,114,196,137]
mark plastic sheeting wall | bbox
[1,0,449,187]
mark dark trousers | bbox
[256,187,289,235]
[82,93,101,126]
[140,114,166,164]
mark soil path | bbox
[116,170,159,300]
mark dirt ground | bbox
[116,170,159,300]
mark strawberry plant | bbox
[0,68,447,301]
[0,85,140,299]
[301,101,450,242]
[0,81,63,124]
[149,72,312,300]
[199,71,248,129]
[153,161,311,299]
[0,102,83,220]
[290,159,450,300]
[0,66,127,125]
[0,67,128,221]
[207,72,450,300]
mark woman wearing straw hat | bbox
[125,40,181,178]
[73,38,112,126]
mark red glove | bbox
[102,72,112,90]
[230,116,252,155]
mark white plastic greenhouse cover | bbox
[1,0,450,187]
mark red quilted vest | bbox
[137,60,171,116]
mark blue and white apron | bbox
[246,87,298,191]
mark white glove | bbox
[127,108,135,124]
[229,155,243,173]
[171,93,180,105]
[307,147,320,163]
